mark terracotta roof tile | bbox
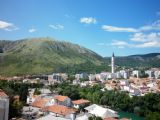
[31,98,49,108]
[0,89,8,97]
[43,105,77,116]
[72,99,90,105]
[54,95,69,102]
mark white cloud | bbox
[28,28,36,33]
[102,20,160,32]
[98,40,129,48]
[49,24,64,30]
[102,25,137,32]
[134,41,160,48]
[80,17,97,24]
[111,40,129,48]
[130,32,160,42]
[0,20,18,31]
[139,20,160,31]
[101,33,160,48]
[130,32,160,48]
[111,40,128,46]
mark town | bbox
[1,0,160,120]
[0,53,160,120]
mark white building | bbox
[89,74,96,81]
[84,104,118,119]
[48,73,67,84]
[132,70,139,78]
[120,80,129,86]
[145,70,154,78]
[0,89,9,120]
[154,70,160,79]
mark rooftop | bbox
[54,95,69,102]
[85,104,118,118]
[37,114,70,120]
[0,89,8,97]
[72,99,90,105]
[31,98,49,108]
[43,105,77,116]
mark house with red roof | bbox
[72,99,90,109]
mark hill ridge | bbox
[0,38,105,76]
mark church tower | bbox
[111,52,115,73]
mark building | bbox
[54,95,72,107]
[84,104,118,119]
[48,73,68,84]
[111,53,115,74]
[36,114,71,120]
[0,89,9,120]
[42,105,77,119]
[145,70,154,78]
[132,70,139,78]
[72,99,90,109]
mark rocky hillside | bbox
[0,38,105,76]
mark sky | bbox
[0,0,160,56]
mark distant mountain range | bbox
[105,53,160,68]
[0,38,160,76]
[0,38,105,76]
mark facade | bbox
[48,73,67,84]
[145,70,154,78]
[0,89,9,120]
[132,70,139,78]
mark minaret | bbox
[111,52,115,73]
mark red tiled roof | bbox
[72,99,90,105]
[0,89,8,97]
[54,95,69,102]
[43,105,77,116]
[31,98,49,108]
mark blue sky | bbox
[0,0,160,56]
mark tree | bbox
[145,112,160,120]
[49,85,55,93]
[80,78,89,82]
[67,75,75,82]
[34,88,41,95]
[18,84,28,103]
[140,71,149,78]
[88,115,102,120]
[9,99,23,118]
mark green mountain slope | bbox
[105,53,160,68]
[0,38,105,76]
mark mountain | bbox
[105,53,160,68]
[0,38,106,76]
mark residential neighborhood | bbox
[0,53,160,120]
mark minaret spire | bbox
[112,52,114,57]
[111,52,115,73]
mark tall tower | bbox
[111,52,115,73]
